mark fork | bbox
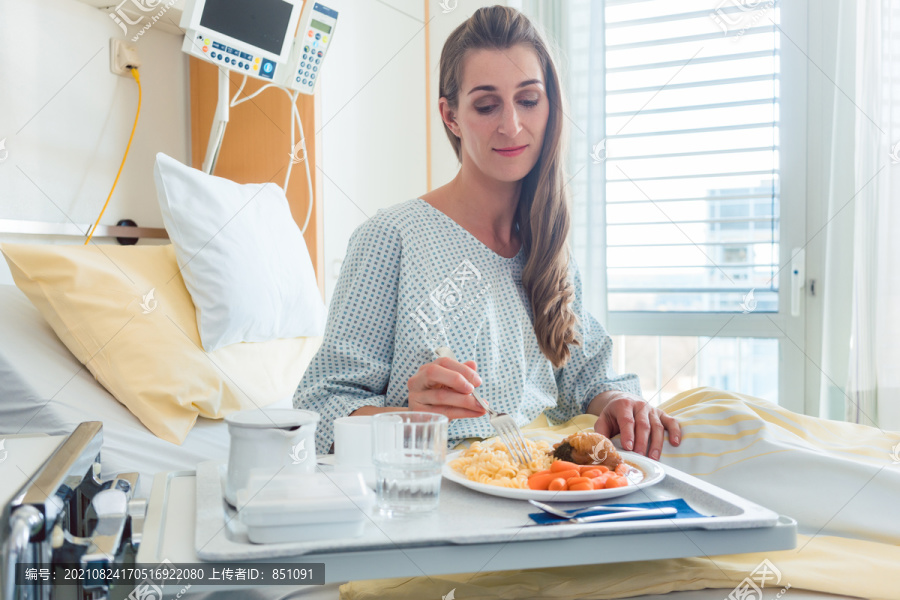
[528,499,645,518]
[521,506,677,527]
[434,346,533,466]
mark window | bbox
[555,0,808,408]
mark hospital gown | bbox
[294,198,641,455]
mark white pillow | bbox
[153,152,325,352]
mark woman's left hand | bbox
[587,391,682,461]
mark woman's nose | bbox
[497,105,523,138]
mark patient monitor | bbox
[181,0,302,80]
[180,0,338,94]
[180,0,339,181]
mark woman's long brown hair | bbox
[438,5,579,367]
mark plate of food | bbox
[443,430,665,501]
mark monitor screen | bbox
[199,0,293,56]
[310,18,331,34]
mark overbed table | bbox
[136,461,797,589]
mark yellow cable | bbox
[85,67,141,245]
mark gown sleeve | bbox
[293,216,403,454]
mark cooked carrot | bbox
[565,476,591,487]
[615,463,630,476]
[551,460,580,473]
[569,482,593,491]
[581,469,603,479]
[590,473,612,489]
[527,473,557,490]
[550,469,579,482]
[531,469,551,478]
[605,475,628,489]
[548,478,567,491]
[595,465,610,474]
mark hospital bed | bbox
[1,280,875,600]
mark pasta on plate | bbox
[449,439,553,489]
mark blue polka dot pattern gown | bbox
[294,199,641,455]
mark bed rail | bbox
[0,218,168,244]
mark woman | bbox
[295,5,681,459]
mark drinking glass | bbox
[372,412,448,514]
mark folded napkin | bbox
[527,498,707,524]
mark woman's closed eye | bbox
[474,96,542,114]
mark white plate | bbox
[442,449,666,502]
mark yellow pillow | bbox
[1,243,321,444]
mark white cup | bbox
[333,415,374,467]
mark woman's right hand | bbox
[407,357,486,420]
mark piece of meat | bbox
[552,431,622,469]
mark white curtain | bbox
[846,0,900,429]
[817,0,858,422]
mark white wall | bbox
[0,0,190,285]
[318,0,428,304]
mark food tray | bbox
[193,459,790,561]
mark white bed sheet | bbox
[0,285,289,497]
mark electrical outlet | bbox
[110,39,142,76]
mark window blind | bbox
[570,0,782,313]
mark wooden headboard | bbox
[188,57,324,297]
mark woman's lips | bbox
[493,145,528,157]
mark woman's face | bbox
[444,44,550,184]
